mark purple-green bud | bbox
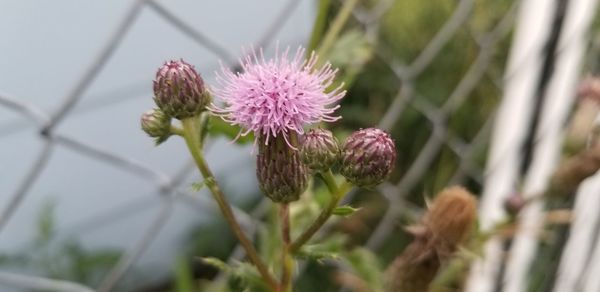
[153,60,209,119]
[300,128,340,171]
[503,193,525,216]
[141,108,171,140]
[256,134,309,203]
[340,128,396,187]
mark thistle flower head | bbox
[153,59,209,119]
[340,128,396,187]
[300,128,340,171]
[210,46,346,147]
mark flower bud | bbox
[300,128,340,171]
[256,134,309,203]
[141,108,171,143]
[503,193,525,216]
[153,60,209,119]
[340,128,396,187]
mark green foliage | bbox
[343,248,385,292]
[191,180,206,192]
[296,234,346,263]
[201,258,270,292]
[0,200,124,289]
[207,116,254,144]
[35,199,56,246]
[154,133,172,146]
[327,29,375,89]
[332,205,361,216]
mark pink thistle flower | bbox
[209,46,346,148]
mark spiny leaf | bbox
[296,247,340,263]
[191,181,206,192]
[200,257,229,272]
[199,258,269,291]
[295,234,347,263]
[231,262,269,291]
[154,134,171,146]
[332,205,360,216]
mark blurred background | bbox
[0,0,599,291]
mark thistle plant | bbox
[139,48,402,291]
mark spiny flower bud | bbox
[340,128,396,187]
[256,134,309,203]
[141,108,171,144]
[153,60,209,119]
[300,128,340,171]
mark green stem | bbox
[289,177,352,253]
[315,0,359,62]
[319,169,339,195]
[197,111,210,146]
[180,117,278,290]
[279,204,293,292]
[306,0,332,54]
[170,125,184,136]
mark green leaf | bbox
[295,234,346,263]
[208,117,254,144]
[343,248,385,292]
[153,134,171,146]
[200,258,269,292]
[200,257,229,272]
[332,205,360,216]
[297,247,340,263]
[326,29,374,89]
[191,181,206,192]
[35,199,57,245]
[328,29,373,69]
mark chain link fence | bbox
[1,0,598,291]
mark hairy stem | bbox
[181,117,278,290]
[169,125,184,136]
[279,204,293,292]
[319,169,339,194]
[289,173,352,253]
